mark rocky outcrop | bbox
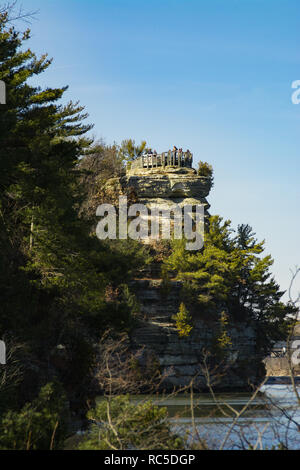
[102,163,263,391]
[123,167,211,199]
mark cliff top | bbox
[127,149,193,175]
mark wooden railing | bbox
[130,150,193,170]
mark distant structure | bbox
[129,149,193,171]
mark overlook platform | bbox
[129,150,193,171]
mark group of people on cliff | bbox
[143,146,191,157]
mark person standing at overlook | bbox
[172,146,178,164]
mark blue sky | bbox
[19,0,300,299]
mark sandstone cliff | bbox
[103,163,262,391]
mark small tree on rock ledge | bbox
[172,303,193,338]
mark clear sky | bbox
[18,0,300,299]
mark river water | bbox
[131,385,300,450]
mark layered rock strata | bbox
[103,164,263,391]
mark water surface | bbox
[130,385,300,449]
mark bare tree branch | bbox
[0,1,39,24]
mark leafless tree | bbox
[0,338,24,402]
[93,331,166,396]
[78,269,300,450]
[0,1,38,24]
[185,269,300,450]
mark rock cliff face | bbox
[130,279,260,391]
[120,166,211,217]
[105,164,263,391]
[124,167,211,198]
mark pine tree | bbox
[164,216,297,354]
[118,139,147,162]
[0,10,148,410]
[172,302,193,338]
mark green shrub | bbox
[216,311,232,349]
[198,161,213,178]
[0,383,68,450]
[78,395,184,450]
[172,303,193,338]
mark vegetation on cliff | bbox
[163,217,297,354]
[172,303,194,338]
[197,161,214,179]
